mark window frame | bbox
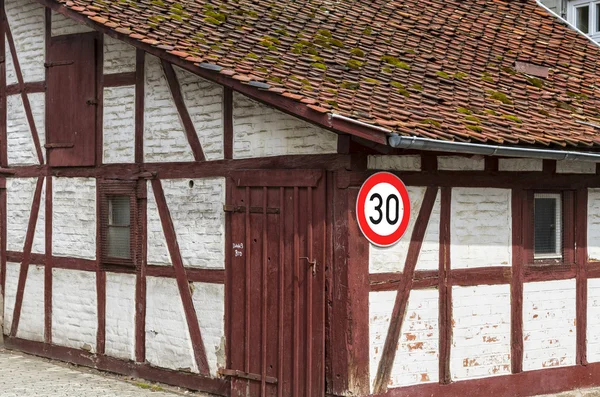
[524,190,575,267]
[533,192,563,260]
[568,0,600,40]
[98,180,140,271]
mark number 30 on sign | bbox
[356,172,411,247]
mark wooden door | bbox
[225,170,326,397]
[46,32,98,167]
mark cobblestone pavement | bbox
[0,349,212,397]
[1,348,600,397]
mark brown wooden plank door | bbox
[46,32,99,167]
[226,170,326,397]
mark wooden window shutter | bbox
[46,32,99,167]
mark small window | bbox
[99,181,138,269]
[533,193,562,259]
[576,5,590,33]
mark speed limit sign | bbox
[356,172,411,247]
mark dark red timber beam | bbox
[372,186,438,394]
[44,175,52,343]
[95,180,106,354]
[103,71,135,87]
[511,189,524,373]
[160,60,206,162]
[438,187,451,384]
[135,180,148,363]
[134,48,146,363]
[5,20,44,165]
[94,32,104,166]
[576,188,588,365]
[10,176,44,337]
[151,178,210,376]
[5,337,230,396]
[43,8,52,345]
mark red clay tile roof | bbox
[54,0,600,148]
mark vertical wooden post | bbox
[576,188,588,366]
[439,187,452,384]
[43,8,52,345]
[511,189,524,374]
[96,179,106,355]
[328,180,370,396]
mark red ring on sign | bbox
[356,172,411,247]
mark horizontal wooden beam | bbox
[377,360,600,397]
[4,337,229,396]
[6,81,45,96]
[104,72,136,87]
[1,154,352,178]
[338,170,600,190]
[6,251,224,283]
[369,264,594,291]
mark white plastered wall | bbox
[451,285,511,380]
[5,0,45,83]
[588,189,600,261]
[147,178,225,269]
[6,177,45,254]
[451,188,511,269]
[369,289,439,390]
[232,92,337,158]
[522,280,577,370]
[105,273,136,360]
[587,279,600,363]
[3,262,45,342]
[370,187,440,273]
[145,277,224,376]
[103,86,136,164]
[52,177,96,259]
[52,269,98,351]
[51,11,93,36]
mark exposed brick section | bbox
[523,280,577,371]
[103,86,136,164]
[146,179,225,269]
[451,285,511,380]
[5,0,44,82]
[105,273,136,361]
[52,177,96,260]
[175,66,224,161]
[52,269,98,352]
[451,188,511,269]
[588,189,600,261]
[6,178,45,254]
[370,187,441,273]
[144,55,194,163]
[51,9,93,36]
[369,290,439,389]
[145,276,196,373]
[367,155,422,172]
[49,0,600,148]
[7,95,38,166]
[232,92,337,159]
[104,35,136,74]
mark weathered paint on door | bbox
[226,170,326,397]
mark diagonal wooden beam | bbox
[372,186,438,394]
[161,59,206,162]
[10,176,44,337]
[5,21,44,165]
[151,178,210,375]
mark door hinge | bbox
[44,143,74,149]
[218,369,278,384]
[223,205,280,214]
[86,98,98,106]
[44,60,74,68]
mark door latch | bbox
[299,257,317,275]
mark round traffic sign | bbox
[356,172,411,247]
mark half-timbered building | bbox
[3,0,600,396]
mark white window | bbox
[568,0,600,41]
[533,193,562,259]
